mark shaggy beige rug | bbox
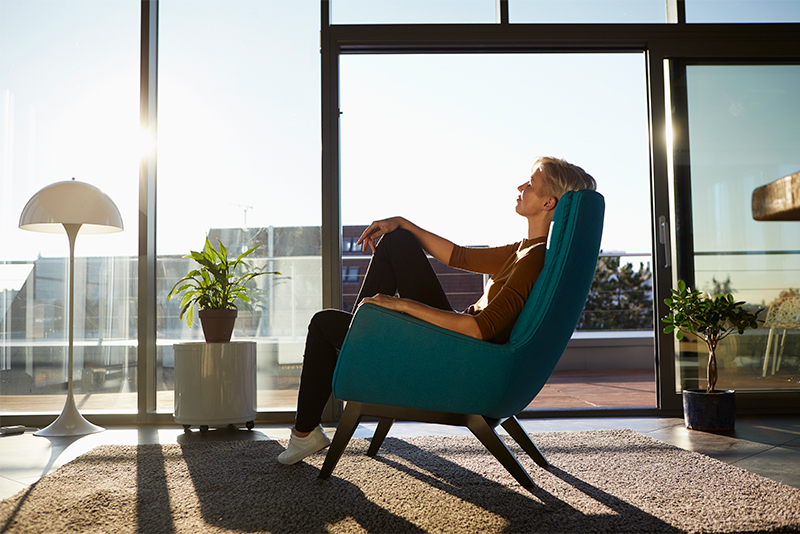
[2,429,799,533]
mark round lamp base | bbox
[34,393,104,437]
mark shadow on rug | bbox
[2,429,799,533]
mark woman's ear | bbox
[544,197,558,211]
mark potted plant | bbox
[661,280,761,431]
[168,238,279,343]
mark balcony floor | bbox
[528,368,656,409]
[4,366,798,415]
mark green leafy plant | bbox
[661,280,761,393]
[167,238,280,328]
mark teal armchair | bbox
[319,190,605,488]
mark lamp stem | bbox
[65,224,79,398]
[34,223,103,437]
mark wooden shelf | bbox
[752,171,800,221]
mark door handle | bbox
[658,215,671,268]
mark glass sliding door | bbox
[0,0,140,415]
[672,64,800,394]
[340,53,656,410]
[156,1,321,414]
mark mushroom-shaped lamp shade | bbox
[19,179,123,234]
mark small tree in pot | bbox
[661,280,761,430]
[168,238,280,343]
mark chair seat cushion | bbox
[333,303,516,416]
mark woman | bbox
[277,156,597,465]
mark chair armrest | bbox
[332,303,515,416]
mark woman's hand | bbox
[359,293,404,311]
[356,217,404,253]
[356,216,455,264]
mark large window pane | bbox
[0,0,140,414]
[680,65,800,393]
[157,1,321,413]
[341,53,656,409]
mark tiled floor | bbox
[1,414,799,502]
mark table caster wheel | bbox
[200,425,209,433]
[183,425,191,433]
[246,421,254,430]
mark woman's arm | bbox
[357,216,455,265]
[449,243,519,275]
[360,294,483,339]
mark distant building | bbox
[341,225,485,313]
[1,225,485,395]
[206,224,486,313]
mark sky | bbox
[2,0,799,275]
[340,53,650,251]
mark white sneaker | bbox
[277,426,331,465]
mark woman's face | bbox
[515,166,550,217]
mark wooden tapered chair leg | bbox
[319,402,364,479]
[466,415,535,489]
[367,417,394,457]
[501,416,549,468]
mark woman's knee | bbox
[306,309,352,351]
[377,228,422,255]
[309,309,348,330]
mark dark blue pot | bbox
[682,389,736,431]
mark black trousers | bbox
[294,229,453,432]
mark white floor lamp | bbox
[19,178,124,437]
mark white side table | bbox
[173,341,257,432]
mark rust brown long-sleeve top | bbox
[448,236,547,343]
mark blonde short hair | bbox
[535,157,597,200]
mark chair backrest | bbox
[764,296,800,330]
[489,189,604,417]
